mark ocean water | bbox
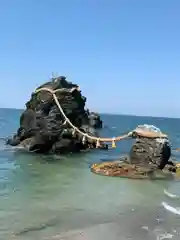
[1,108,180,240]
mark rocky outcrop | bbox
[6,76,106,153]
[91,125,176,179]
[119,125,171,169]
[129,136,171,170]
[88,112,102,129]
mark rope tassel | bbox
[82,135,86,144]
[112,137,116,148]
[72,128,76,136]
[96,138,101,148]
[63,120,67,125]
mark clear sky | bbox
[0,0,179,117]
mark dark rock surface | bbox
[129,136,171,170]
[6,76,106,153]
[91,135,175,179]
[91,125,176,179]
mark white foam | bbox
[164,189,180,199]
[162,202,180,215]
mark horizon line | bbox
[0,107,179,120]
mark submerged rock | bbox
[6,76,106,153]
[91,160,175,180]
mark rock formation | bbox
[6,76,106,153]
[91,125,176,179]
[129,134,171,171]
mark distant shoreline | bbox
[0,107,179,120]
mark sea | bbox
[1,108,180,240]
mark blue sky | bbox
[0,0,179,117]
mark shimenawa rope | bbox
[34,87,167,148]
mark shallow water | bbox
[0,109,180,240]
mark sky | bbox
[0,0,180,117]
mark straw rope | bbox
[34,87,168,147]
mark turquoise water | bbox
[1,108,180,240]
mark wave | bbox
[162,201,180,215]
[164,189,180,199]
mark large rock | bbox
[6,76,106,153]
